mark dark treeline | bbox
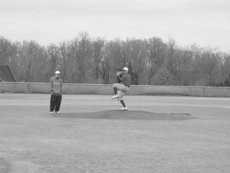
[1,32,230,86]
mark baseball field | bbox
[0,94,230,173]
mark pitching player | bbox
[112,67,131,110]
[50,71,63,114]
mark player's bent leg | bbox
[112,83,118,95]
[112,84,129,110]
[112,83,120,99]
[117,91,128,110]
[112,84,126,99]
[117,90,124,100]
[112,94,118,99]
[113,83,125,91]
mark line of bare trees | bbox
[1,32,230,86]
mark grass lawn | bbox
[0,94,230,173]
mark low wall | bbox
[63,83,112,95]
[28,83,113,94]
[0,82,28,93]
[0,82,230,97]
[29,82,50,93]
[129,85,206,97]
[204,87,230,97]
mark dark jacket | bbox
[116,71,123,83]
[121,73,131,87]
[50,76,63,95]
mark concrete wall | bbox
[29,82,50,93]
[0,82,28,93]
[63,83,112,95]
[129,85,206,97]
[0,82,230,97]
[27,83,113,94]
[204,87,230,97]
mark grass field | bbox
[0,94,230,173]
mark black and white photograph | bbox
[0,0,230,172]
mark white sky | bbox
[0,0,230,52]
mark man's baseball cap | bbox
[55,71,61,75]
[123,67,128,71]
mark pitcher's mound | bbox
[56,110,193,121]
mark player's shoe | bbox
[50,111,54,114]
[112,95,118,99]
[121,107,128,111]
[55,111,60,114]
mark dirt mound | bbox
[55,110,193,121]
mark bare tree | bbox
[76,32,92,83]
[146,37,166,84]
[92,38,104,82]
[0,37,14,65]
[123,39,148,84]
[47,44,61,76]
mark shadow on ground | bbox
[54,110,194,121]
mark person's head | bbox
[55,71,61,78]
[122,67,128,73]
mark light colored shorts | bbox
[113,83,129,100]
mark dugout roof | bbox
[0,65,16,82]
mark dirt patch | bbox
[54,110,194,121]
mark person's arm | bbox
[60,79,63,94]
[50,78,54,94]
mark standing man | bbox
[112,67,131,111]
[50,71,63,114]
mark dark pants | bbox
[50,94,62,112]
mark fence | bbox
[0,82,230,97]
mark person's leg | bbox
[117,90,124,101]
[116,84,129,93]
[112,83,127,98]
[120,100,128,110]
[50,94,55,112]
[53,95,58,112]
[120,99,126,108]
[55,95,62,113]
[117,86,129,110]
[112,83,119,99]
[113,86,117,95]
[117,91,128,110]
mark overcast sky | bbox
[0,0,230,52]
